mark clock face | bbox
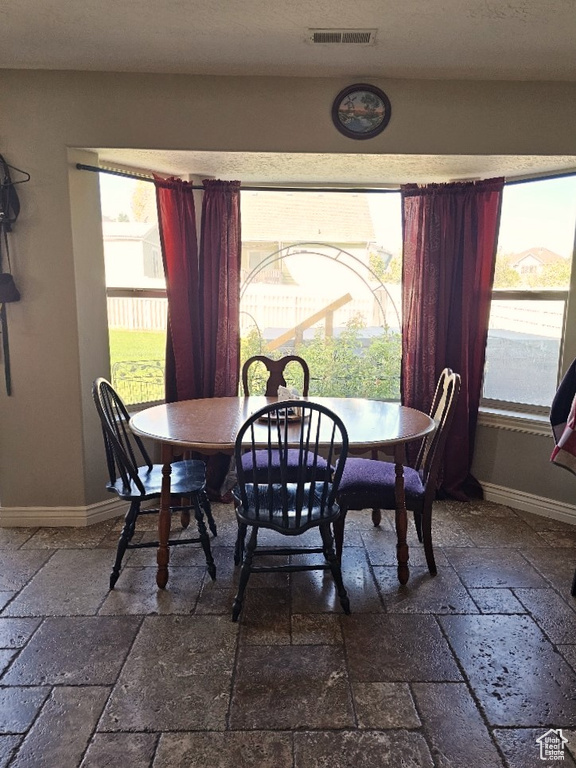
[332,84,392,140]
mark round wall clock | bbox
[332,83,392,140]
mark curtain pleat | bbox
[199,179,242,398]
[199,180,242,496]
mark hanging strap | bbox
[0,154,20,233]
[0,304,12,395]
[0,156,18,395]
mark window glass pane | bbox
[100,176,167,406]
[484,299,564,406]
[240,191,403,399]
[494,177,576,291]
[485,176,576,406]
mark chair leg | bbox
[413,510,423,542]
[333,507,348,561]
[320,522,351,615]
[421,505,437,576]
[193,495,216,580]
[571,567,576,597]
[234,522,248,566]
[110,500,139,589]
[201,491,218,537]
[370,449,382,527]
[232,526,257,622]
[178,495,191,529]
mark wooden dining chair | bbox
[334,368,461,575]
[239,354,328,484]
[92,378,217,588]
[241,354,310,397]
[232,399,350,622]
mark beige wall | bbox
[1,69,576,520]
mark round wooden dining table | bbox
[130,396,435,588]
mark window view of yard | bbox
[100,179,403,405]
[100,172,576,410]
[238,190,402,400]
[108,329,166,405]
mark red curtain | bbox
[154,176,203,402]
[199,179,242,398]
[199,180,242,496]
[401,178,504,500]
[154,177,242,500]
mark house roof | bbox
[241,191,375,243]
[102,221,158,241]
[511,247,566,266]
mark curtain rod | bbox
[76,162,576,191]
[75,163,399,193]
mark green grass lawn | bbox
[109,329,166,365]
[109,330,166,404]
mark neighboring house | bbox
[510,246,564,276]
[102,220,164,289]
[239,192,393,336]
[241,192,375,284]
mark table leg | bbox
[394,446,410,585]
[157,444,172,589]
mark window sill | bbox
[126,399,164,416]
[478,407,552,437]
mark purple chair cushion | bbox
[240,449,330,482]
[338,457,424,509]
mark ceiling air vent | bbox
[308,29,377,45]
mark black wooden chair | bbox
[334,368,461,575]
[240,354,329,483]
[232,399,350,622]
[92,377,217,589]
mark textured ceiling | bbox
[3,0,576,81]
[93,149,576,185]
[10,0,573,184]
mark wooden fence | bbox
[106,291,385,333]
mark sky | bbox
[99,174,138,220]
[497,176,576,258]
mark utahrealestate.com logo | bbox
[536,729,569,761]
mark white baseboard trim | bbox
[481,481,576,526]
[0,497,125,528]
[3,484,575,529]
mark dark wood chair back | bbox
[241,355,310,397]
[416,367,462,486]
[92,377,151,497]
[235,399,348,533]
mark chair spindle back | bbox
[92,378,152,496]
[235,400,348,533]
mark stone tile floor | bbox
[1,499,576,767]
